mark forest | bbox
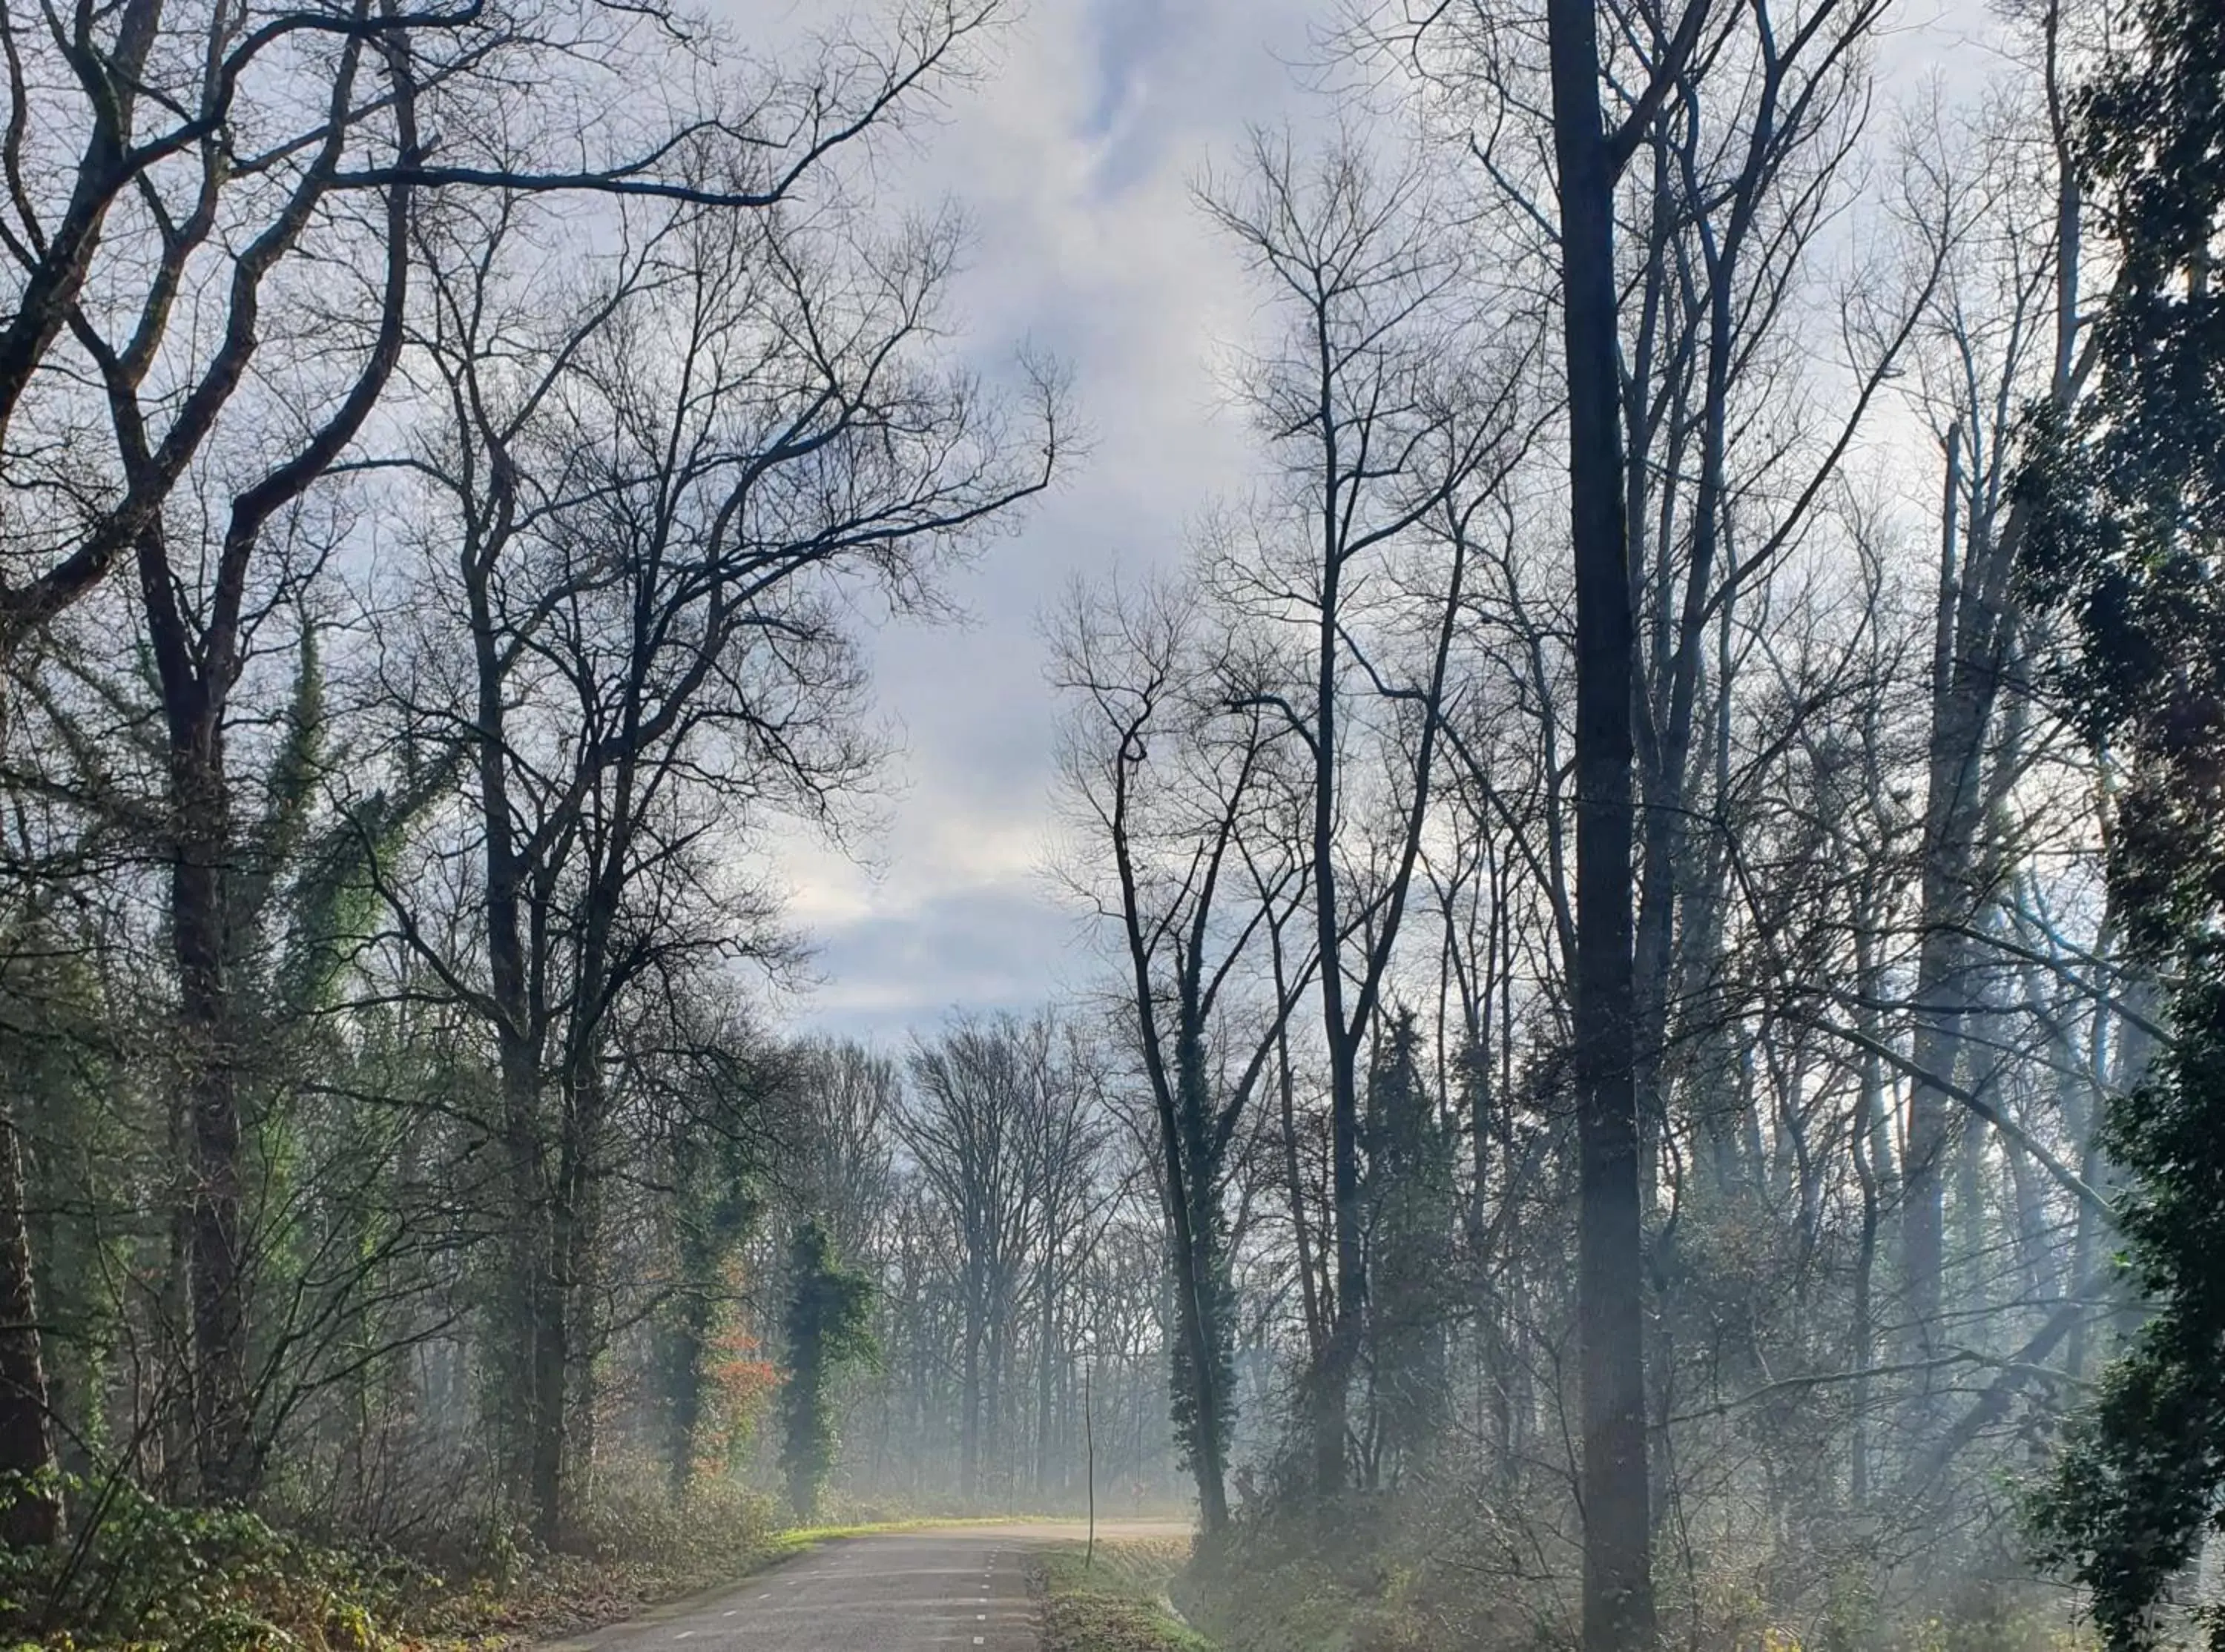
[1,0,2221,1648]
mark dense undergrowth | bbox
[0,1472,908,1652]
[1173,1494,2097,1652]
[1032,1540,1212,1652]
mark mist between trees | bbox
[1,0,2221,1650]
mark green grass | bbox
[754,1515,1021,1565]
[1029,1539,1216,1652]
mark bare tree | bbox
[368,167,1055,1536]
[1049,570,1313,1534]
[1201,127,1527,1497]
[788,1040,901,1265]
[903,1012,1071,1502]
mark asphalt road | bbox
[554,1522,1192,1652]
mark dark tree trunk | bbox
[527,1252,567,1544]
[1311,523,1361,1503]
[469,512,559,1532]
[177,796,251,1504]
[986,1312,1006,1499]
[137,524,254,1507]
[1850,916,1893,1506]
[1907,420,2007,1435]
[1548,1,1655,1647]
[1035,1266,1055,1500]
[1154,1033,1232,1533]
[528,1091,604,1547]
[495,1035,546,1503]
[666,1290,712,1498]
[0,680,62,1550]
[0,1094,61,1548]
[960,1278,983,1501]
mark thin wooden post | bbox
[1084,1359,1096,1572]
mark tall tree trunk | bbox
[2063,936,2121,1380]
[666,1289,712,1498]
[1907,422,1990,1434]
[0,1096,61,1547]
[528,1096,608,1547]
[1161,1011,1233,1533]
[1111,756,1234,1533]
[1036,1261,1055,1501]
[139,527,254,1506]
[527,1236,567,1544]
[174,750,250,1504]
[1273,940,1326,1363]
[1849,913,1896,1507]
[494,1033,547,1501]
[1310,543,1362,1500]
[1549,1,1655,1645]
[0,686,62,1549]
[960,1273,983,1502]
[986,1309,1006,1499]
[467,521,558,1527]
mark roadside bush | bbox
[0,1473,425,1651]
[0,1461,785,1652]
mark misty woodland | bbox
[1,0,2223,1651]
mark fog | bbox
[1,0,2217,1649]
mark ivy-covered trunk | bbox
[137,527,255,1508]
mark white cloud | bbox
[740,0,1327,1040]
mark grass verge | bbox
[1029,1539,1216,1652]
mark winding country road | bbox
[552,1522,1192,1652]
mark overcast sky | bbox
[765,0,1994,1046]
